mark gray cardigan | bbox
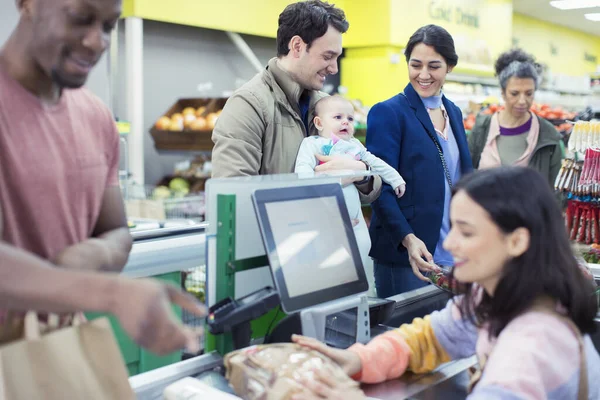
[468,113,563,186]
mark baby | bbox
[295,95,406,197]
[294,95,406,296]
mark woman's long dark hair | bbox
[452,167,597,337]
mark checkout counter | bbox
[126,175,481,400]
[124,224,207,279]
[125,175,600,400]
[129,284,477,400]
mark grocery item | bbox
[152,186,171,200]
[169,177,190,192]
[182,107,196,116]
[225,343,360,400]
[195,106,207,117]
[152,100,226,134]
[427,266,456,294]
[164,377,241,400]
[206,112,219,129]
[170,113,184,131]
[582,249,600,264]
[155,116,171,130]
[190,117,208,131]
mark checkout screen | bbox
[265,196,359,298]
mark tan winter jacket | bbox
[212,57,381,203]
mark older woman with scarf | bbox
[468,49,563,186]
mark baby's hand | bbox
[395,184,406,198]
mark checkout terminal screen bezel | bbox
[252,183,368,313]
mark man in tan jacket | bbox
[212,0,381,202]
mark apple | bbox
[206,113,219,129]
[182,107,196,116]
[155,116,171,130]
[190,117,208,131]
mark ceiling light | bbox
[585,12,600,20]
[550,0,600,10]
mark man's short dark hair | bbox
[276,1,349,57]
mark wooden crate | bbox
[149,98,227,152]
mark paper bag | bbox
[0,312,135,400]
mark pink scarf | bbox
[479,112,539,169]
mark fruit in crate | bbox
[195,106,207,117]
[173,187,189,198]
[155,116,171,130]
[169,177,190,192]
[183,113,196,129]
[169,122,183,132]
[182,107,196,116]
[152,185,171,200]
[190,117,208,131]
[170,113,184,131]
[206,112,219,129]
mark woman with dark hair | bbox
[293,167,600,400]
[365,25,473,296]
[469,48,563,185]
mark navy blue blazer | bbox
[366,83,473,266]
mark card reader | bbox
[206,286,280,350]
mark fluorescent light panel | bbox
[550,0,600,10]
[585,12,600,20]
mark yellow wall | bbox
[120,0,600,103]
[342,0,391,48]
[389,0,513,68]
[342,47,408,106]
[121,0,300,38]
[342,0,513,106]
[512,13,600,76]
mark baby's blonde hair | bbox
[314,95,353,117]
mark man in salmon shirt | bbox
[0,0,204,355]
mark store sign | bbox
[428,1,479,28]
[585,52,598,64]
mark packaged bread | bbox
[164,377,242,400]
[224,343,359,400]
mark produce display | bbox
[581,246,600,264]
[152,177,191,199]
[464,103,578,134]
[463,112,476,131]
[153,156,211,198]
[154,106,222,132]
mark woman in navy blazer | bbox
[366,25,473,297]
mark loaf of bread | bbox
[224,343,359,400]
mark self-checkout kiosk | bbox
[204,172,389,353]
